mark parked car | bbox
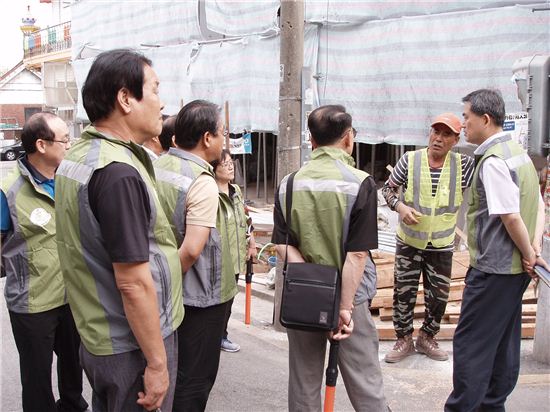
[0,142,25,161]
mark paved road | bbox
[0,159,549,411]
[2,282,549,412]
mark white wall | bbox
[0,70,43,105]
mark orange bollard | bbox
[245,259,253,325]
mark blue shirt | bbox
[0,157,55,233]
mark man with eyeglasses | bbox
[154,100,230,411]
[382,113,474,363]
[0,112,88,412]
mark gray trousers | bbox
[287,301,387,412]
[80,332,178,412]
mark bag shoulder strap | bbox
[283,172,297,272]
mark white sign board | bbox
[504,112,528,149]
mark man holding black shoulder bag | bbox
[272,105,388,412]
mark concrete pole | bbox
[273,0,304,332]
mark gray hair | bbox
[462,89,505,127]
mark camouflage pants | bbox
[392,242,453,338]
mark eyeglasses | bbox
[220,160,234,169]
[340,128,355,139]
[43,138,70,145]
[51,139,71,144]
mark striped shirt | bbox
[382,151,474,251]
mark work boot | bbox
[221,338,240,353]
[384,334,415,363]
[415,330,448,361]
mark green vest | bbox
[154,148,237,307]
[1,159,65,313]
[278,146,377,305]
[396,149,463,249]
[55,127,184,356]
[218,184,248,275]
[468,134,539,274]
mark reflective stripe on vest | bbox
[155,158,195,247]
[397,149,462,249]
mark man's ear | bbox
[202,130,214,149]
[116,88,132,114]
[451,134,460,147]
[482,113,492,128]
[343,129,354,152]
[35,138,48,154]
[310,135,318,150]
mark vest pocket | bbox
[154,254,170,313]
[28,245,61,302]
[210,249,216,297]
[8,254,26,291]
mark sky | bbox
[0,1,61,72]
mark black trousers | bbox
[173,301,231,412]
[9,304,88,412]
[222,274,239,339]
[445,267,531,412]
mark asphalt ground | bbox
[2,279,549,412]
[1,159,549,411]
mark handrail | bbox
[23,21,71,59]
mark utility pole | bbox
[274,0,304,331]
[277,1,303,183]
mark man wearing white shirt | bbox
[445,89,548,411]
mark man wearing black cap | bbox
[382,113,474,363]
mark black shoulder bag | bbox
[279,172,342,332]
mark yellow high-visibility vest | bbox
[396,149,462,250]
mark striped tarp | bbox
[70,1,550,145]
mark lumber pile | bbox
[370,249,538,340]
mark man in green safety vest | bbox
[1,112,88,412]
[273,105,388,411]
[154,100,228,411]
[55,49,184,412]
[445,89,549,411]
[382,112,474,363]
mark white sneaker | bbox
[221,338,240,353]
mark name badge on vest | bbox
[30,207,51,228]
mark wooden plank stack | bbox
[370,250,538,340]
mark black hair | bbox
[462,89,506,127]
[174,100,220,150]
[210,149,231,172]
[82,49,152,123]
[307,105,352,146]
[21,111,57,154]
[158,115,176,151]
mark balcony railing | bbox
[23,21,71,59]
